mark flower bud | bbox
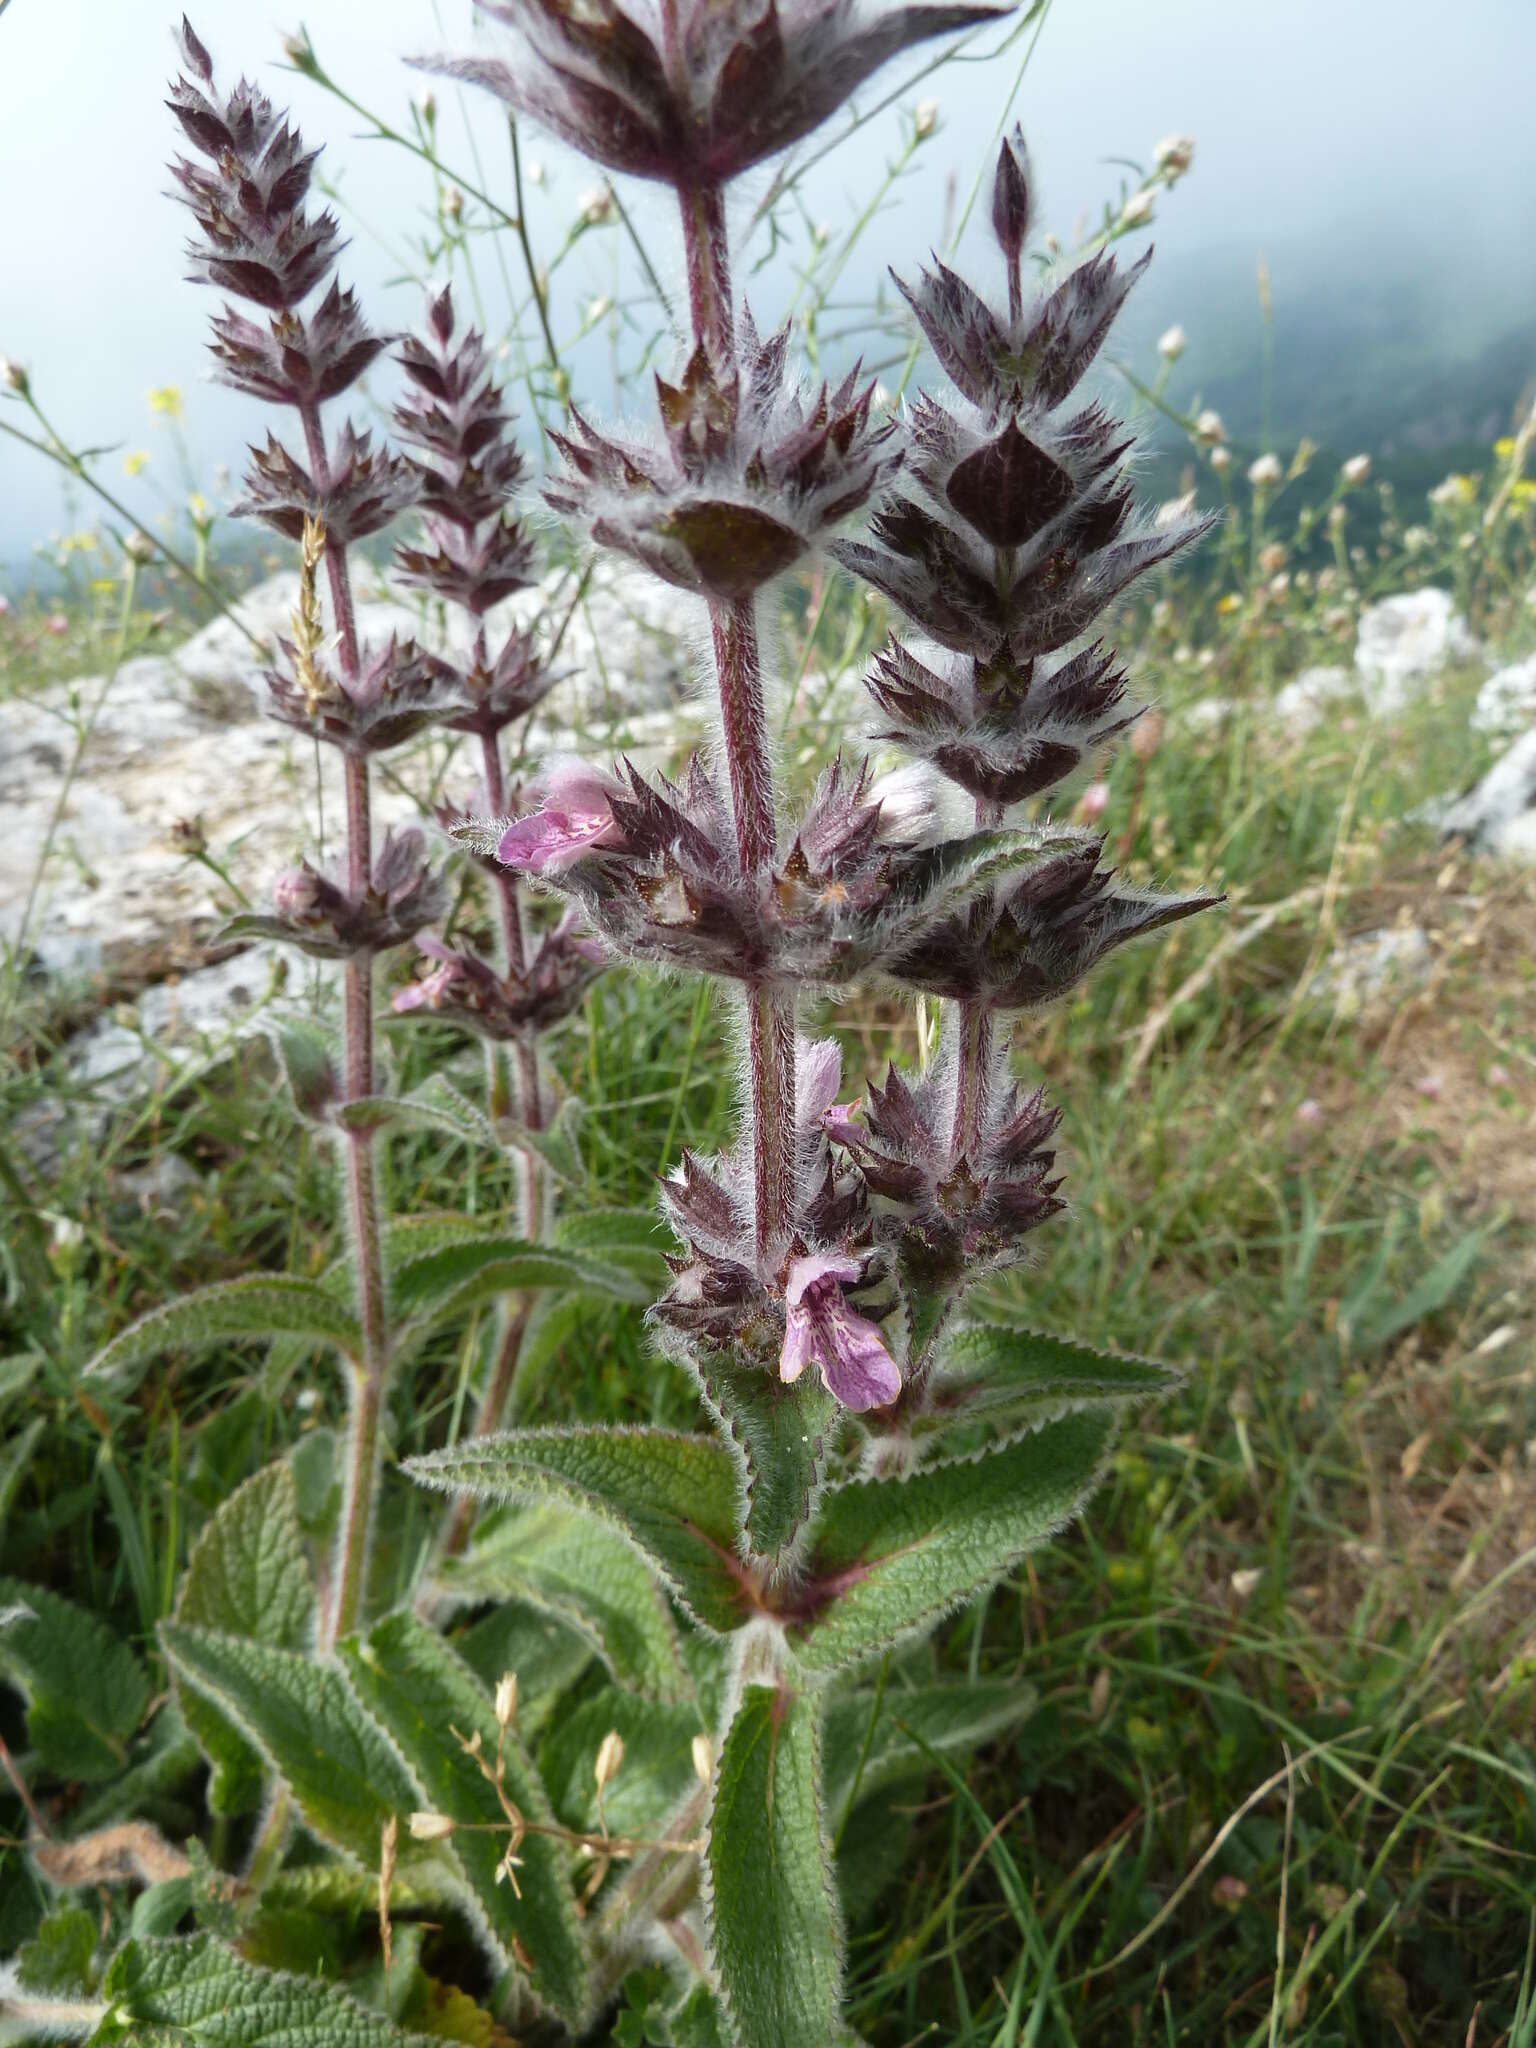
[1153,133,1195,177]
[1194,409,1226,445]
[1209,445,1232,472]
[1,357,29,396]
[415,88,436,124]
[914,99,938,140]
[1075,779,1111,825]
[1157,324,1186,362]
[1247,452,1283,489]
[1119,190,1155,229]
[409,1811,456,1841]
[1258,542,1287,575]
[124,530,157,564]
[593,1729,625,1791]
[1341,453,1371,486]
[281,29,318,74]
[1130,706,1165,761]
[273,866,322,917]
[990,124,1032,267]
[579,186,616,227]
[443,186,464,221]
[494,1672,518,1730]
[691,1733,714,1784]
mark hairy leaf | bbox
[173,1461,318,1816]
[928,1321,1182,1433]
[553,1206,670,1289]
[160,1624,417,1865]
[406,1428,748,1634]
[538,1688,703,1843]
[687,1351,839,1572]
[444,1503,689,1700]
[0,1576,150,1782]
[87,1276,362,1391]
[98,1932,430,2045]
[792,1410,1115,1673]
[341,1613,589,2022]
[391,1233,650,1332]
[706,1682,841,2048]
[823,1677,1037,1824]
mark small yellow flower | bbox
[123,450,150,478]
[1512,480,1536,506]
[1217,592,1243,615]
[188,493,211,525]
[1494,436,1517,462]
[148,385,184,418]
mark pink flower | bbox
[392,935,463,1012]
[780,1251,900,1413]
[497,759,622,874]
[1075,779,1111,826]
[0,595,11,617]
[46,612,69,635]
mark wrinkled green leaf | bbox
[87,1276,362,1390]
[270,1017,338,1122]
[823,1677,1037,1825]
[391,1235,650,1338]
[686,1351,839,1573]
[507,1092,586,1186]
[667,1983,732,2048]
[97,1933,430,2045]
[928,1322,1182,1432]
[0,1415,43,1528]
[445,1503,689,1701]
[538,1688,703,1843]
[0,1575,150,1782]
[334,1074,495,1150]
[553,1206,669,1287]
[160,1625,417,1865]
[17,1905,97,1995]
[173,1462,318,1817]
[706,1682,841,2048]
[792,1410,1115,1674]
[341,1613,588,2022]
[406,1428,747,1635]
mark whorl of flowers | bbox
[544,318,900,601]
[415,0,1008,189]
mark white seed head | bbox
[1157,323,1187,362]
[1341,453,1371,486]
[1194,408,1226,445]
[1247,452,1283,489]
[1156,490,1196,529]
[593,1729,625,1790]
[494,1672,518,1729]
[1209,445,1232,472]
[691,1733,714,1785]
[409,1810,456,1841]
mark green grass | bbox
[3,539,1536,2043]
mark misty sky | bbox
[2,0,1533,570]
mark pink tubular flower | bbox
[496,759,623,874]
[780,1252,900,1413]
[392,935,463,1012]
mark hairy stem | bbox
[300,399,391,1649]
[678,187,797,1263]
[950,1000,993,1159]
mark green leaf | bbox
[554,1207,670,1290]
[270,1018,338,1122]
[928,1323,1182,1432]
[792,1410,1116,1675]
[87,1276,363,1390]
[0,1415,43,1527]
[454,1601,593,1743]
[538,1689,702,1843]
[97,1933,431,2045]
[334,1074,495,1150]
[706,1682,841,2048]
[823,1678,1038,1825]
[667,1986,732,2048]
[509,1092,587,1187]
[444,1503,690,1701]
[0,1576,150,1782]
[69,1703,204,1835]
[17,1904,97,1995]
[506,1295,601,1422]
[159,1624,417,1865]
[340,1613,589,2024]
[173,1462,319,1817]
[390,1235,651,1337]
[686,1349,839,1572]
[406,1428,748,1635]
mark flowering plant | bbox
[0,12,1215,2046]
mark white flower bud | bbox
[443,186,464,221]
[914,99,938,139]
[415,89,436,123]
[593,1729,625,1791]
[1119,190,1155,228]
[1341,454,1371,486]
[579,186,616,227]
[1209,445,1232,472]
[1153,134,1195,177]
[409,1811,456,1841]
[1157,324,1186,362]
[1247,452,1283,489]
[494,1673,518,1729]
[691,1733,714,1785]
[1194,408,1226,445]
[1156,491,1196,529]
[1,357,28,396]
[527,159,546,187]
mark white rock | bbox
[1274,665,1355,737]
[1470,654,1536,737]
[1178,697,1237,732]
[1440,727,1536,860]
[1307,926,1432,1005]
[1354,588,1478,716]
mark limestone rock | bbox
[1274,665,1356,737]
[1354,588,1478,716]
[1440,727,1536,861]
[1470,653,1536,738]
